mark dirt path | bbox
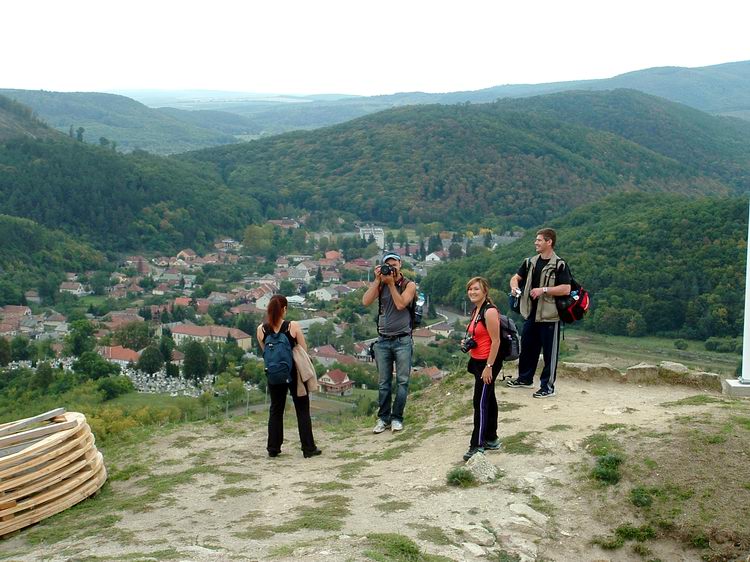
[2,376,721,561]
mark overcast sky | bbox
[4,0,749,96]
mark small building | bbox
[318,369,353,396]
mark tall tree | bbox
[137,345,164,374]
[183,340,209,381]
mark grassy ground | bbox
[580,395,750,561]
[562,329,739,375]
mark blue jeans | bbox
[374,335,413,423]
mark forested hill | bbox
[0,215,104,304]
[0,95,61,142]
[0,89,237,154]
[421,192,747,340]
[181,90,745,229]
[493,90,750,189]
[0,101,261,252]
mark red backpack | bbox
[556,276,590,324]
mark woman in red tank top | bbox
[462,277,502,461]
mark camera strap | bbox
[465,300,493,338]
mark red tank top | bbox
[467,306,494,360]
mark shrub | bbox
[673,339,688,350]
[447,467,477,487]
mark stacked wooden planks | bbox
[0,409,107,537]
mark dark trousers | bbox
[267,380,316,455]
[468,357,502,447]
[517,319,561,392]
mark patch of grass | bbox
[210,486,255,500]
[374,500,412,512]
[548,424,572,432]
[171,435,193,448]
[276,495,351,533]
[591,453,624,485]
[302,481,353,493]
[109,462,150,482]
[731,415,750,430]
[446,467,477,488]
[598,423,627,431]
[408,524,453,546]
[218,471,255,484]
[661,395,725,407]
[417,425,450,439]
[364,533,454,562]
[630,486,654,507]
[368,444,411,461]
[528,495,555,516]
[498,417,521,424]
[496,551,522,562]
[616,524,656,542]
[233,526,275,540]
[501,431,539,454]
[582,433,623,457]
[498,401,524,412]
[335,450,363,459]
[338,459,370,480]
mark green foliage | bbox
[113,322,152,352]
[183,340,209,381]
[97,375,135,400]
[137,345,164,375]
[0,136,260,254]
[423,193,748,339]
[65,320,96,357]
[73,351,121,380]
[446,467,477,487]
[673,339,688,350]
[704,336,741,353]
[591,453,625,485]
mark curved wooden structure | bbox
[0,409,106,537]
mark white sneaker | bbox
[373,419,390,434]
[391,420,403,432]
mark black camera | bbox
[460,336,477,354]
[380,263,395,276]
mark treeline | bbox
[0,137,261,253]
[0,215,105,306]
[182,90,745,229]
[421,193,747,340]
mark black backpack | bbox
[262,321,294,385]
[475,302,521,362]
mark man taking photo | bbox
[362,252,416,433]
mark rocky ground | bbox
[1,367,734,562]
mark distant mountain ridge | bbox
[0,89,238,155]
[2,60,749,154]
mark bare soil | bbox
[1,374,741,562]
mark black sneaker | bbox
[484,438,501,450]
[463,446,484,461]
[506,379,533,388]
[532,388,556,398]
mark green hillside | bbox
[421,192,747,340]
[0,95,62,142]
[0,89,237,154]
[0,214,104,305]
[493,89,750,189]
[0,137,261,252]
[182,90,742,228]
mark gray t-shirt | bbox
[378,279,413,336]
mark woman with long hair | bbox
[256,294,321,458]
[462,277,502,461]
